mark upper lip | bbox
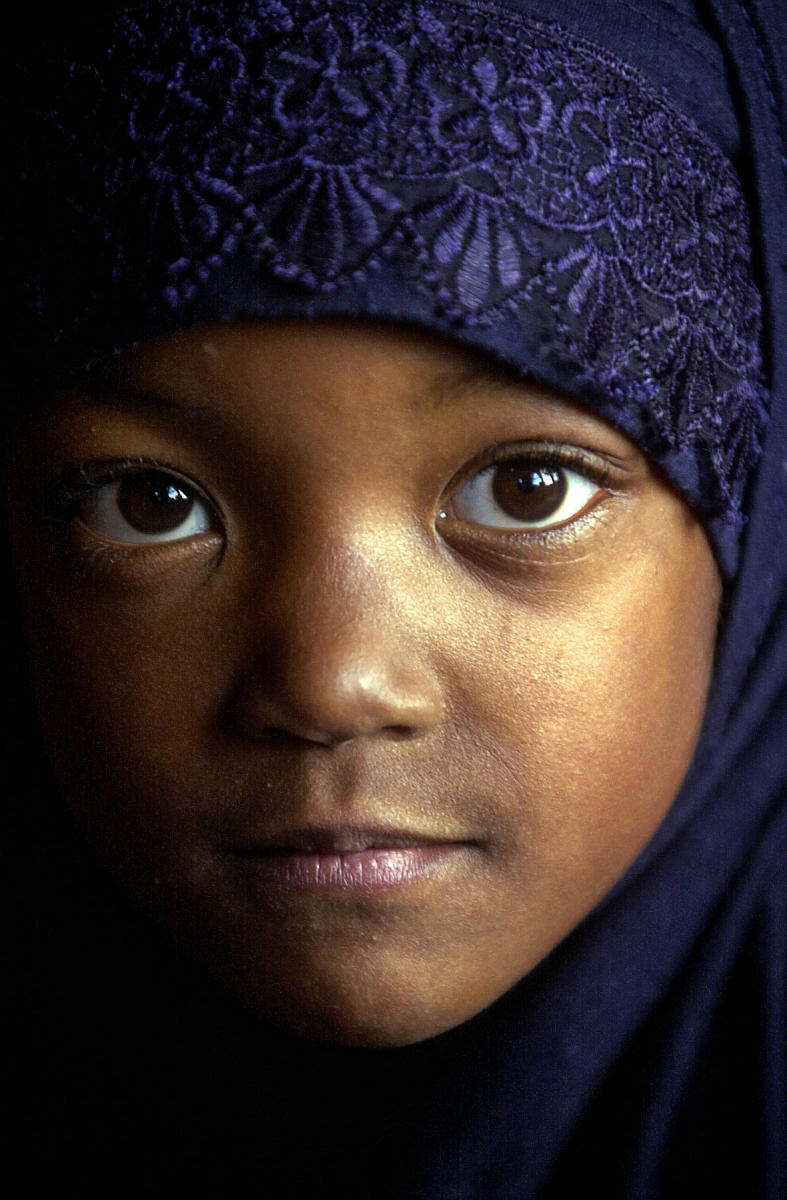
[226,825,474,855]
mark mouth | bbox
[225,826,478,894]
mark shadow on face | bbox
[7,318,721,1045]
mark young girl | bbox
[5,1,785,1194]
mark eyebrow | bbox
[70,381,223,433]
[84,383,199,415]
[80,358,528,421]
[77,344,564,438]
[420,360,531,412]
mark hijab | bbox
[4,2,786,1194]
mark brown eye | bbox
[491,464,567,523]
[77,469,216,544]
[443,458,601,530]
[115,472,195,534]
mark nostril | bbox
[318,718,433,748]
[385,724,421,741]
[229,666,444,748]
[228,620,445,748]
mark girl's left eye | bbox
[440,459,604,530]
[74,469,216,544]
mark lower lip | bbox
[231,844,466,894]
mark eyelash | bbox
[439,442,614,534]
[46,457,222,540]
[44,441,615,565]
[49,457,168,501]
[468,442,612,486]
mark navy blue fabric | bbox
[497,0,743,154]
[4,1,786,1195]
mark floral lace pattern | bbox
[15,0,767,569]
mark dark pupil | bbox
[492,463,566,522]
[116,472,194,533]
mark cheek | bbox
[460,530,719,902]
[15,552,227,866]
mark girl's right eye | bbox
[60,467,218,545]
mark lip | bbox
[225,826,476,894]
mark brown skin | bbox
[8,319,721,1046]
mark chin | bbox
[246,989,472,1048]
[188,936,495,1048]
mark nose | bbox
[230,532,445,747]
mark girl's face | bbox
[9,320,720,1045]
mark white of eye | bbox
[78,472,215,544]
[443,462,602,530]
